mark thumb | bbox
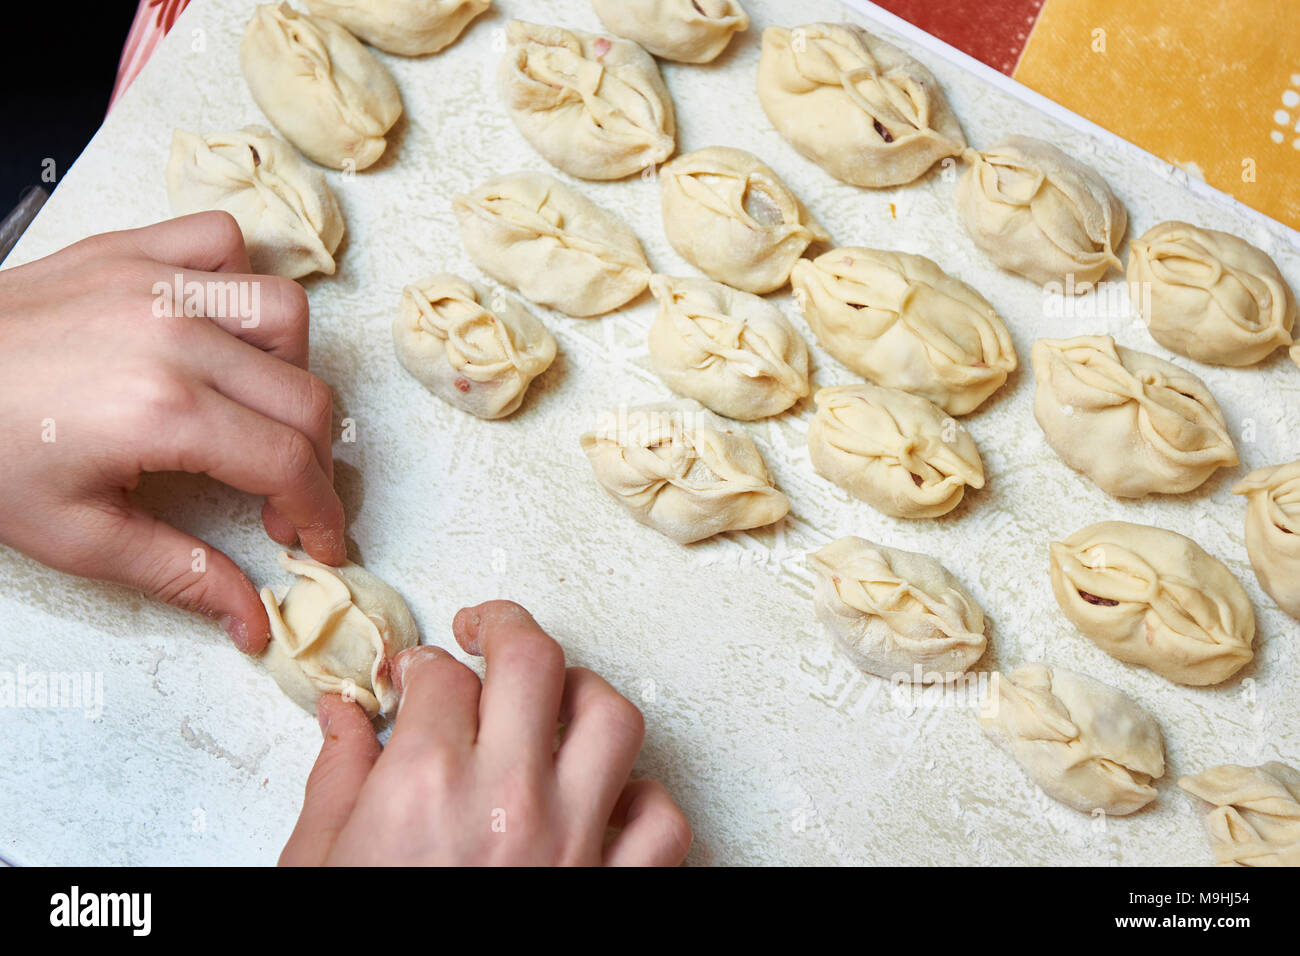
[279,695,380,867]
[78,504,270,654]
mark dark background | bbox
[2,2,140,218]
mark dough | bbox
[807,383,984,518]
[647,275,809,421]
[499,20,676,180]
[591,0,748,63]
[980,663,1165,815]
[659,146,829,294]
[580,400,789,543]
[453,171,651,317]
[1179,762,1300,866]
[1232,460,1300,620]
[792,247,1017,415]
[240,3,403,171]
[166,126,344,279]
[1128,221,1295,367]
[808,536,986,682]
[393,274,556,419]
[1049,520,1255,686]
[757,23,966,188]
[259,551,420,717]
[1032,335,1237,497]
[957,135,1126,287]
[303,0,489,56]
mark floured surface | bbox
[2,0,1297,866]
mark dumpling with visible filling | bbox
[580,400,789,543]
[393,274,556,419]
[166,126,344,279]
[647,275,809,420]
[807,383,985,518]
[1233,460,1300,620]
[808,536,986,682]
[591,0,748,63]
[1180,762,1300,866]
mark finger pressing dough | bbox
[660,146,829,294]
[591,0,748,63]
[980,663,1165,815]
[453,171,651,317]
[807,383,984,518]
[957,136,1126,287]
[1032,335,1237,497]
[303,0,489,56]
[1049,520,1255,686]
[499,20,676,181]
[580,401,789,543]
[808,536,986,682]
[1180,762,1300,866]
[647,275,809,421]
[394,274,556,419]
[757,23,966,188]
[1233,460,1300,620]
[792,247,1017,415]
[1128,221,1295,367]
[241,3,403,171]
[259,551,420,717]
[166,127,344,279]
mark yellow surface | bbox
[1014,0,1300,231]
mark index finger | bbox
[89,211,254,274]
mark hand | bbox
[0,212,345,653]
[280,601,693,866]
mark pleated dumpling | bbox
[647,276,809,420]
[979,663,1165,816]
[1032,336,1237,497]
[807,383,984,518]
[259,551,420,717]
[757,23,966,188]
[453,172,651,317]
[792,247,1017,415]
[1179,762,1300,866]
[241,3,403,171]
[393,274,556,420]
[499,20,676,180]
[591,0,748,63]
[580,401,789,543]
[1127,221,1296,367]
[166,127,344,279]
[808,536,986,682]
[660,147,829,294]
[303,0,489,56]
[957,136,1126,287]
[1233,460,1300,620]
[1049,521,1255,686]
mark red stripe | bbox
[869,0,1046,75]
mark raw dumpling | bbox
[647,275,809,420]
[580,400,789,543]
[660,146,829,294]
[808,536,986,682]
[792,247,1017,416]
[1032,335,1237,497]
[303,0,489,56]
[259,551,420,717]
[979,663,1165,815]
[1127,221,1296,367]
[957,136,1126,287]
[591,0,747,64]
[453,171,651,317]
[1179,762,1300,866]
[241,3,403,171]
[807,383,984,518]
[1233,460,1300,620]
[757,23,966,188]
[393,274,556,419]
[499,20,676,180]
[166,127,344,279]
[1049,520,1255,686]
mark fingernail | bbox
[317,703,330,737]
[220,615,249,653]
